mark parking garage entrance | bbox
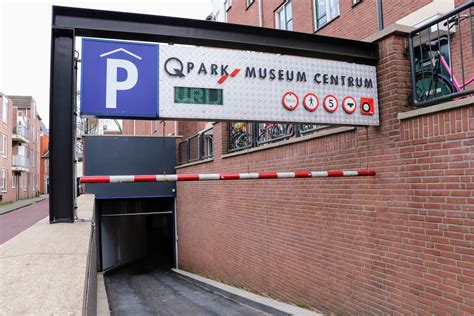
[96,197,175,271]
[83,135,177,271]
[48,5,379,311]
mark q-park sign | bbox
[81,38,379,126]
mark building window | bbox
[1,134,7,158]
[2,96,7,124]
[12,172,16,189]
[1,169,6,192]
[224,0,232,11]
[246,0,254,8]
[314,0,340,30]
[276,1,293,31]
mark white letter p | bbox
[105,59,138,109]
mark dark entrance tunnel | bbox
[96,197,176,272]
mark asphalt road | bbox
[105,261,267,316]
[0,199,49,244]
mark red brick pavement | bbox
[0,199,49,244]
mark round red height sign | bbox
[282,91,299,111]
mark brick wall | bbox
[227,0,260,27]
[122,119,209,139]
[175,32,474,314]
[228,0,433,40]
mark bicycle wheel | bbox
[415,71,456,104]
[230,131,241,150]
[257,125,269,143]
[236,132,250,148]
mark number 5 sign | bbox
[81,39,159,118]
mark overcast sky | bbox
[0,0,212,127]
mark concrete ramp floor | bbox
[104,261,267,315]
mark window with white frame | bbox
[1,169,7,192]
[12,172,16,189]
[246,0,254,8]
[1,134,7,158]
[224,0,232,11]
[314,0,340,30]
[2,96,8,124]
[276,0,293,31]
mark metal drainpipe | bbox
[174,198,179,269]
[258,0,263,27]
[377,0,384,31]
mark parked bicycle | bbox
[414,14,474,103]
[257,123,294,144]
[229,122,251,150]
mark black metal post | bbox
[199,132,204,160]
[377,0,384,31]
[251,123,258,147]
[186,140,190,164]
[49,27,75,223]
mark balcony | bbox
[12,126,29,143]
[178,127,213,165]
[12,155,29,172]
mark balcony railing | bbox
[228,122,331,153]
[178,127,213,165]
[408,1,473,107]
[12,155,29,171]
[12,125,29,142]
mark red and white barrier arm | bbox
[80,170,376,183]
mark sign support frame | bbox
[49,6,379,223]
[49,27,76,223]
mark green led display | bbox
[174,87,223,105]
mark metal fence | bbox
[228,122,330,153]
[178,127,214,164]
[408,1,473,107]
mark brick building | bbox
[0,95,43,203]
[40,122,49,194]
[0,93,14,202]
[168,0,474,314]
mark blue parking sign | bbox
[81,39,159,118]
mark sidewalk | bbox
[0,195,94,315]
[0,195,48,215]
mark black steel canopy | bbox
[49,6,379,223]
[52,6,378,65]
